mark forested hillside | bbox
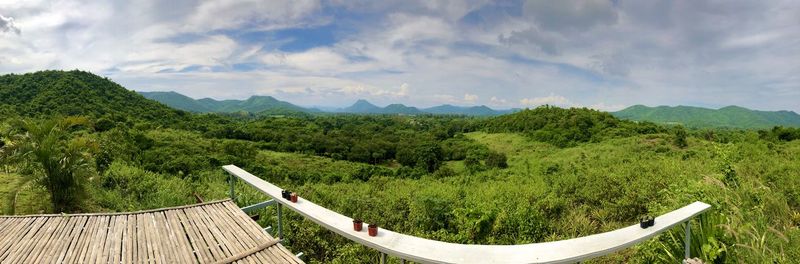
[1,70,799,263]
[613,105,800,129]
[0,70,188,124]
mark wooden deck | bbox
[0,200,303,264]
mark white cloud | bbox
[464,93,478,102]
[0,1,798,111]
[490,96,508,106]
[187,0,322,31]
[520,94,571,107]
[588,102,626,112]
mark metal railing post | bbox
[229,173,236,201]
[380,252,386,264]
[277,203,284,239]
[684,220,691,261]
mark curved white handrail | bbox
[224,165,710,264]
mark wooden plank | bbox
[194,206,235,258]
[108,215,127,264]
[98,215,117,264]
[0,217,35,259]
[68,215,98,263]
[201,206,246,255]
[38,215,79,263]
[21,217,66,263]
[122,214,134,264]
[55,216,89,263]
[175,207,213,263]
[207,204,265,264]
[4,217,50,263]
[184,205,226,261]
[130,214,141,264]
[217,203,288,264]
[140,213,154,264]
[152,211,177,264]
[220,202,271,243]
[84,215,110,264]
[148,212,170,264]
[163,209,194,264]
[146,212,160,264]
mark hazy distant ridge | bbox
[613,105,800,128]
[140,91,516,116]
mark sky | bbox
[0,0,798,111]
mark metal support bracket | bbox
[277,203,284,239]
[240,199,276,213]
[684,221,691,262]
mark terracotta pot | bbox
[353,219,363,231]
[368,224,378,237]
[290,192,298,203]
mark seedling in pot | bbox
[639,216,654,228]
[368,223,378,237]
[353,219,363,231]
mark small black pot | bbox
[281,190,291,200]
[639,216,654,228]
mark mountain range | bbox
[3,71,798,129]
[139,91,517,116]
[138,91,314,115]
[613,105,800,129]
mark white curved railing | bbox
[224,165,711,264]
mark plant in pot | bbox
[368,223,379,237]
[639,215,654,228]
[352,218,363,231]
[290,192,298,203]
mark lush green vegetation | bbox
[614,104,800,129]
[1,71,799,263]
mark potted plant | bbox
[639,216,654,228]
[290,192,298,203]
[368,223,378,237]
[352,219,363,231]
[281,190,291,200]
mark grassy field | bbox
[251,131,800,263]
[0,172,51,214]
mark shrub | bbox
[485,151,508,169]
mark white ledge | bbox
[224,165,711,264]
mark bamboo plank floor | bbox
[0,200,303,264]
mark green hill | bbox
[340,99,382,113]
[139,92,314,114]
[0,70,187,122]
[339,99,516,116]
[423,104,516,116]
[137,91,212,112]
[613,105,800,129]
